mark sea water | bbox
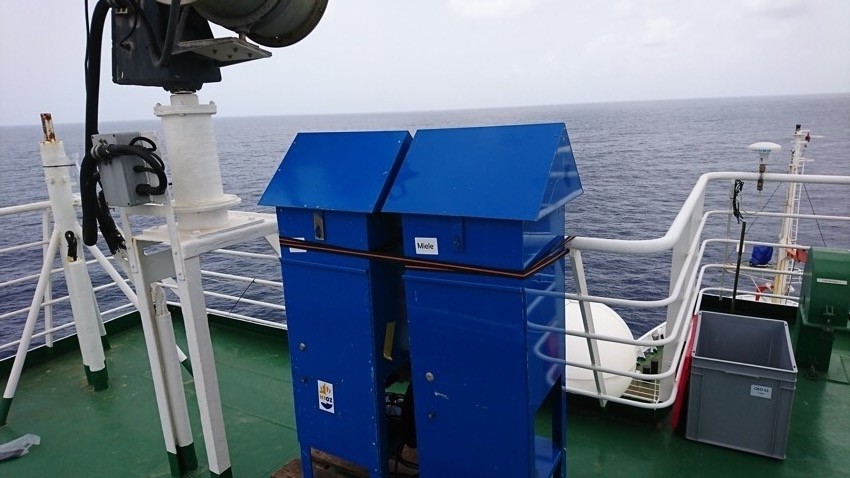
[1,94,849,352]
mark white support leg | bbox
[0,228,61,424]
[123,212,198,477]
[569,250,608,406]
[175,256,232,477]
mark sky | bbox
[0,0,848,126]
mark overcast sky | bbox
[1,0,848,126]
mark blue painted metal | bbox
[262,131,412,478]
[384,123,580,477]
[383,123,582,220]
[260,130,412,212]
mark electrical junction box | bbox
[383,123,583,477]
[91,132,159,207]
[260,130,412,477]
[795,247,850,372]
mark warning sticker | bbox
[318,380,335,413]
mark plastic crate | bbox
[686,311,797,459]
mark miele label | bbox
[415,237,439,255]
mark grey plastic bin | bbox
[686,311,797,459]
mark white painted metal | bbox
[40,130,106,379]
[120,207,194,459]
[41,209,53,348]
[567,172,850,254]
[174,256,232,473]
[772,129,811,303]
[2,228,61,401]
[117,94,280,475]
[154,93,239,231]
[569,250,608,405]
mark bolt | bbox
[299,343,306,351]
[425,372,434,382]
[300,377,307,384]
[427,412,436,420]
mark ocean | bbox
[1,94,849,353]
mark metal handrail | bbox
[541,172,850,407]
[0,199,287,356]
[2,171,849,411]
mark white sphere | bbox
[565,300,637,398]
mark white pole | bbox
[39,114,108,389]
[119,207,199,475]
[87,245,138,308]
[41,209,54,348]
[0,228,61,424]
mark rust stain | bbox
[40,113,56,142]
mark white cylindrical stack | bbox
[155,93,239,231]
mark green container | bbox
[795,248,850,372]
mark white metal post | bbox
[569,250,608,406]
[0,228,61,424]
[39,115,108,390]
[41,209,54,348]
[121,210,198,477]
[175,256,232,476]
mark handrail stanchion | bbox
[0,228,61,424]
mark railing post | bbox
[661,191,704,398]
[569,249,608,406]
[41,208,54,348]
[1,228,61,424]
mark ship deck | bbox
[1,310,848,477]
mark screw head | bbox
[425,372,434,382]
[299,343,306,351]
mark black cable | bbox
[154,0,182,68]
[731,180,744,223]
[80,0,111,247]
[91,143,169,196]
[129,135,157,152]
[84,0,91,82]
[721,182,782,267]
[802,184,828,247]
[117,3,141,48]
[97,191,125,253]
[227,279,256,315]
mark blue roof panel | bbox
[259,131,412,213]
[382,123,582,220]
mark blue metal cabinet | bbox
[383,123,582,477]
[260,131,412,478]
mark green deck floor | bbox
[1,315,848,477]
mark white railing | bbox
[3,172,849,411]
[0,201,287,357]
[532,171,850,409]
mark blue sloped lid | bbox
[382,123,582,220]
[259,130,412,213]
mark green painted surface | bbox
[0,314,848,477]
[0,317,297,477]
